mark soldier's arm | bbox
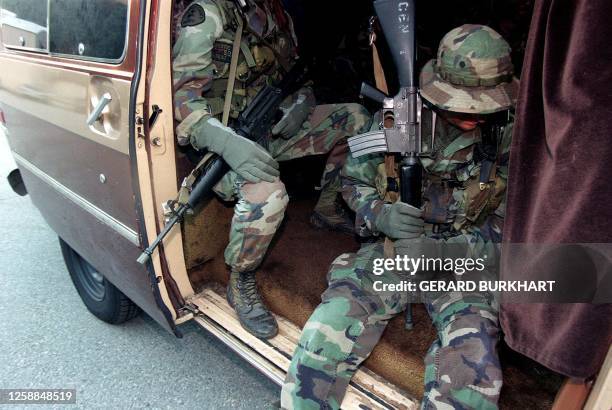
[172,0,225,147]
[496,119,513,184]
[472,119,514,236]
[341,152,386,237]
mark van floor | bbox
[186,198,563,408]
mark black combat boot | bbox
[226,271,278,339]
[310,192,354,235]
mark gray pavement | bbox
[0,129,280,409]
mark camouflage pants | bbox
[214,103,371,272]
[282,241,502,410]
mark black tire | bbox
[59,238,140,324]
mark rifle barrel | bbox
[136,206,188,265]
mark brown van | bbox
[0,1,610,408]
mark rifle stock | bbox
[374,0,416,89]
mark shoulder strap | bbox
[221,9,244,125]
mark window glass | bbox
[0,0,48,50]
[49,0,128,61]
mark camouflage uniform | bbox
[282,25,517,409]
[173,0,371,273]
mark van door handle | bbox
[87,93,112,126]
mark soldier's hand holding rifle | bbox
[189,117,280,183]
[375,202,424,239]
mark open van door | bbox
[0,0,180,332]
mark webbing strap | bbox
[371,35,389,95]
[371,32,398,202]
[222,11,244,126]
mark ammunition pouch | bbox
[463,173,506,225]
[377,159,505,234]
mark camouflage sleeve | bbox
[174,83,214,147]
[172,0,224,146]
[341,152,387,237]
[495,119,513,180]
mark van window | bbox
[0,0,48,50]
[49,0,128,62]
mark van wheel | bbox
[59,238,140,324]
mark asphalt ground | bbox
[0,130,280,409]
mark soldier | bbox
[282,25,518,409]
[173,0,371,339]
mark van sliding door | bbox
[0,0,177,332]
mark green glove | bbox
[191,117,280,183]
[375,201,424,239]
[272,87,315,139]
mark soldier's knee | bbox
[344,103,372,133]
[260,178,289,213]
[241,177,289,214]
[441,311,499,350]
[344,102,369,116]
[299,296,369,360]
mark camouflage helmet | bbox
[420,24,519,114]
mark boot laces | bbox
[239,272,263,308]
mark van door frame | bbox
[134,0,196,314]
[130,0,184,334]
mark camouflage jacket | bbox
[172,0,299,145]
[341,109,513,242]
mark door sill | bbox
[190,286,418,410]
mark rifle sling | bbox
[371,34,389,95]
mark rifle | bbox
[137,61,309,265]
[348,0,429,328]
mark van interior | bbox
[170,0,565,407]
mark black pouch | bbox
[423,180,454,224]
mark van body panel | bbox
[0,0,177,332]
[2,103,137,231]
[17,164,171,330]
[0,56,133,154]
